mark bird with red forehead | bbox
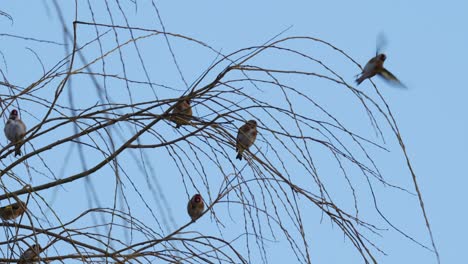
[4,109,27,156]
[18,244,42,264]
[187,194,204,221]
[171,99,193,129]
[235,120,257,160]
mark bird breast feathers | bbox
[5,120,26,136]
[193,201,203,210]
[237,128,256,149]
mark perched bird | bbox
[171,99,193,128]
[355,54,405,87]
[4,109,27,156]
[187,194,204,221]
[0,201,27,221]
[235,120,258,160]
[18,244,42,264]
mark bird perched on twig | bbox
[187,194,204,221]
[18,244,42,264]
[0,201,27,220]
[171,99,193,128]
[235,120,257,160]
[4,109,27,156]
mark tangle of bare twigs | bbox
[0,1,439,264]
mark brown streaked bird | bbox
[171,99,193,128]
[187,194,204,221]
[235,120,257,160]
[18,244,42,264]
[4,109,27,156]
[355,54,405,87]
[0,201,27,221]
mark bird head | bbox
[378,54,387,62]
[9,109,19,120]
[192,194,202,204]
[31,244,42,252]
[11,201,23,210]
[247,120,257,128]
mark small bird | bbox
[0,201,27,221]
[171,99,193,128]
[187,194,204,221]
[4,109,27,156]
[18,244,42,264]
[355,54,405,87]
[235,120,258,160]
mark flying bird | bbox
[355,33,405,87]
[355,53,405,87]
[4,109,27,156]
[171,99,193,128]
[0,201,27,221]
[187,194,204,221]
[235,120,258,160]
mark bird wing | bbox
[379,68,407,88]
[376,32,388,56]
[236,132,246,149]
[236,125,251,149]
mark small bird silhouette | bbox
[4,109,27,156]
[235,120,258,160]
[355,53,405,87]
[0,201,27,220]
[171,99,193,128]
[18,244,42,264]
[187,194,204,221]
[356,33,406,88]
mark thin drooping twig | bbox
[0,2,437,263]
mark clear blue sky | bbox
[1,1,466,263]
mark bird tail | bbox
[235,146,244,160]
[14,143,22,157]
[355,76,364,85]
[236,149,243,160]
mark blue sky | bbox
[0,1,466,263]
